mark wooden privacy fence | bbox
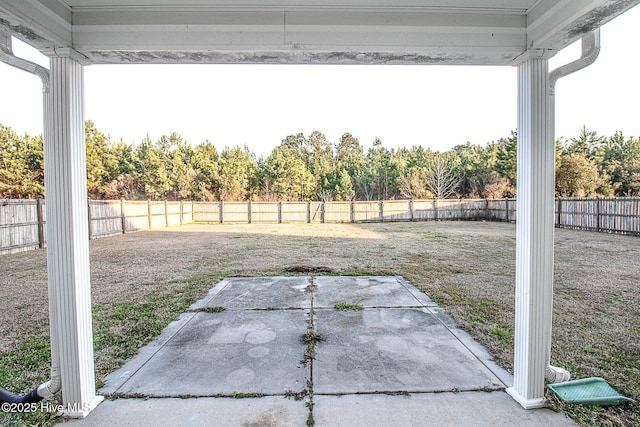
[192,199,510,224]
[556,197,640,234]
[1,197,638,254]
[0,199,193,254]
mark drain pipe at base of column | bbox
[546,28,601,384]
[0,30,62,404]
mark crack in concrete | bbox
[305,276,317,427]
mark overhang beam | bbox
[1,0,638,65]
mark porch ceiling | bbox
[0,0,638,65]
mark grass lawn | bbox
[0,221,638,426]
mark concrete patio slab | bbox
[64,276,576,426]
[313,308,504,394]
[107,310,308,396]
[196,276,311,310]
[314,275,435,308]
[313,392,575,426]
[62,396,309,426]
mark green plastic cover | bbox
[548,377,635,406]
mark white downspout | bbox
[549,29,601,156]
[0,31,61,400]
[545,29,600,384]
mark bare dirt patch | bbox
[0,221,638,426]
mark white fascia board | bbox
[527,0,640,52]
[71,7,526,65]
[0,0,71,49]
[64,0,534,10]
[81,46,524,66]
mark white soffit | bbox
[0,0,638,65]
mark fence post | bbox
[247,201,252,224]
[120,199,126,234]
[164,200,169,227]
[505,199,509,223]
[433,199,438,221]
[87,198,93,239]
[147,199,152,229]
[37,197,45,248]
[321,201,325,223]
[556,197,561,228]
[307,201,311,224]
[219,201,224,224]
[596,197,601,232]
[379,201,384,222]
[277,202,282,224]
[484,199,489,221]
[409,199,414,222]
[350,200,355,223]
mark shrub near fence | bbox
[1,197,638,254]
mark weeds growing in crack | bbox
[300,331,324,345]
[190,306,226,313]
[285,388,309,401]
[383,390,410,396]
[302,277,318,427]
[334,301,363,311]
[300,317,323,365]
[305,281,318,294]
[231,392,265,399]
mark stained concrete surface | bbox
[313,276,436,308]
[62,396,309,426]
[64,276,575,426]
[313,308,503,394]
[313,393,574,426]
[114,310,308,396]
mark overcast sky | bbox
[1,6,639,158]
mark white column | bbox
[506,52,555,409]
[44,52,102,417]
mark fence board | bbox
[0,199,40,253]
[382,200,411,221]
[435,199,460,220]
[222,202,250,223]
[123,201,150,231]
[251,202,279,223]
[324,202,352,223]
[459,200,486,220]
[181,201,193,224]
[353,201,381,222]
[90,200,123,238]
[412,200,437,221]
[192,202,220,223]
[309,202,323,223]
[166,202,183,226]
[281,202,309,223]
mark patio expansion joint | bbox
[301,276,318,426]
[313,386,507,398]
[315,305,425,310]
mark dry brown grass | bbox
[0,221,638,426]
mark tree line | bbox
[1,121,639,201]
